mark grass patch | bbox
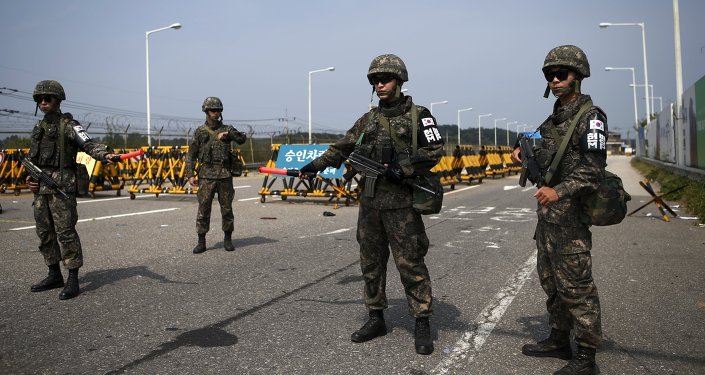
[631,158,705,223]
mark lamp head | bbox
[599,22,611,28]
[170,23,182,30]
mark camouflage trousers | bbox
[535,220,602,349]
[196,177,234,235]
[33,193,82,269]
[357,205,433,318]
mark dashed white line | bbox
[432,251,537,374]
[9,208,180,231]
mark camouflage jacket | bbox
[311,95,445,209]
[186,121,247,179]
[535,94,607,226]
[28,111,112,195]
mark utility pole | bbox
[278,109,296,145]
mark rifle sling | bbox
[377,104,419,152]
[544,99,592,186]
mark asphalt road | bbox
[0,156,703,375]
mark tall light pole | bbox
[506,121,518,146]
[647,96,663,112]
[456,107,472,145]
[673,0,684,165]
[477,113,492,148]
[600,22,650,156]
[146,23,181,147]
[605,67,639,134]
[308,66,335,144]
[630,84,655,116]
[516,123,527,135]
[493,117,506,146]
[430,100,448,115]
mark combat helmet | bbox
[542,45,590,78]
[33,80,66,101]
[367,54,408,84]
[202,97,224,112]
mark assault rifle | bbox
[518,136,544,188]
[346,150,438,196]
[21,157,70,199]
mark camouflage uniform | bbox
[311,95,444,317]
[29,111,112,269]
[534,93,607,349]
[186,121,246,235]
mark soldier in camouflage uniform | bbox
[186,97,247,254]
[26,80,116,300]
[511,45,607,375]
[299,54,444,355]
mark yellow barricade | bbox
[258,144,358,209]
[449,146,486,185]
[479,146,509,178]
[0,148,29,195]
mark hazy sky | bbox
[1,0,704,140]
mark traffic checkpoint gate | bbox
[259,144,358,208]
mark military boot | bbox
[351,310,387,343]
[31,263,64,292]
[224,231,235,252]
[522,328,572,360]
[414,317,434,355]
[59,268,80,300]
[554,346,597,375]
[193,234,207,254]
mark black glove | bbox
[384,163,404,185]
[299,161,319,179]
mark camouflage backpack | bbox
[581,170,631,226]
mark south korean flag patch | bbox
[581,113,607,153]
[421,117,435,127]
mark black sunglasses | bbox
[544,69,571,82]
[371,75,396,85]
[35,95,55,103]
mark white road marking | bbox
[432,251,537,374]
[503,185,521,191]
[444,185,479,195]
[297,227,354,239]
[238,197,261,202]
[9,208,180,231]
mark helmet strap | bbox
[394,83,401,99]
[543,84,550,98]
[34,103,39,116]
[370,86,375,105]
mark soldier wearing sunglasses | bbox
[26,80,116,300]
[299,54,444,355]
[511,45,607,375]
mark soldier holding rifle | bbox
[299,54,444,355]
[25,80,116,300]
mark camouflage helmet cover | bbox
[367,54,408,84]
[542,45,590,78]
[202,96,224,112]
[33,80,66,101]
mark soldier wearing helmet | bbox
[26,80,116,300]
[299,54,444,355]
[186,97,247,254]
[511,45,607,375]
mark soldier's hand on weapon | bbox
[104,154,116,164]
[298,162,318,180]
[384,163,404,185]
[534,186,559,206]
[188,177,198,187]
[26,176,40,193]
[217,132,229,142]
[511,147,522,164]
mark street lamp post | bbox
[516,123,527,135]
[630,84,655,115]
[647,96,663,112]
[456,107,472,145]
[506,121,518,146]
[146,23,181,147]
[605,67,639,134]
[478,113,492,148]
[493,117,506,146]
[430,100,448,116]
[308,67,335,144]
[600,22,650,156]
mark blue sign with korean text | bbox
[275,144,343,178]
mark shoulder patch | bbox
[421,117,435,127]
[589,119,605,132]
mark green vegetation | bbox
[631,158,705,224]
